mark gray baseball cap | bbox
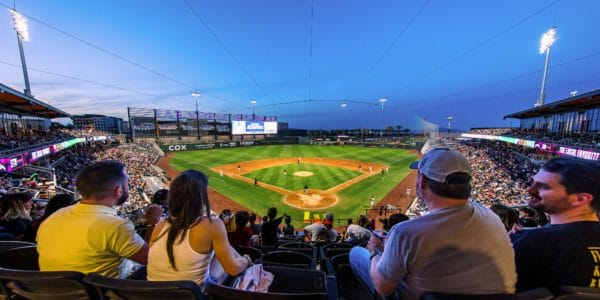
[409,148,471,183]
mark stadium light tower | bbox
[535,27,557,107]
[250,99,257,120]
[10,9,32,96]
[340,103,347,135]
[379,98,387,143]
[191,92,201,139]
[447,116,453,133]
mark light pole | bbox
[535,27,557,107]
[447,116,453,133]
[10,9,31,96]
[340,103,347,135]
[379,98,387,144]
[250,99,257,120]
[191,92,201,139]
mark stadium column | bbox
[229,113,233,141]
[154,109,160,142]
[127,107,134,142]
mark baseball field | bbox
[164,145,417,227]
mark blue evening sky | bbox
[1,0,599,131]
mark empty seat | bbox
[549,286,600,299]
[0,267,99,300]
[233,246,262,262]
[319,243,354,259]
[206,266,335,300]
[0,240,35,254]
[258,251,316,269]
[84,272,204,300]
[0,245,39,270]
[419,292,518,300]
[278,242,317,258]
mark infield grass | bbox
[169,145,417,227]
[242,163,362,191]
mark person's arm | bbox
[127,244,149,265]
[211,218,250,276]
[369,227,405,296]
[144,205,163,243]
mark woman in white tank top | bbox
[147,170,251,286]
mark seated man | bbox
[511,157,600,290]
[344,215,370,244]
[350,148,516,299]
[304,212,338,242]
[37,160,162,278]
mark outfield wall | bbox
[160,139,299,152]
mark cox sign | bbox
[168,144,187,151]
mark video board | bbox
[231,121,277,135]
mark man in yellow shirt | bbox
[37,160,162,278]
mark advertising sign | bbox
[232,121,277,135]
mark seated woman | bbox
[147,170,251,287]
[227,211,253,247]
[0,192,34,240]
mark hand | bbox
[145,204,163,225]
[510,223,523,234]
[368,233,383,253]
[243,254,253,267]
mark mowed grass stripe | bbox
[243,163,361,191]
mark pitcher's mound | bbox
[284,190,338,210]
[293,171,314,177]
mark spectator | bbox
[387,213,409,229]
[350,148,516,298]
[260,207,285,246]
[227,211,253,247]
[344,215,370,244]
[25,193,76,242]
[282,215,295,236]
[249,213,261,236]
[0,192,33,240]
[37,161,162,278]
[490,204,519,232]
[148,170,251,286]
[304,212,338,242]
[511,157,600,291]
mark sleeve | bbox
[511,231,541,291]
[109,221,146,258]
[376,225,408,283]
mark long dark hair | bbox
[165,170,211,270]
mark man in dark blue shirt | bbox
[511,157,600,291]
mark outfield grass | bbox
[242,163,362,191]
[169,145,417,227]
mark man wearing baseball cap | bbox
[349,148,516,299]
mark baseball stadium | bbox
[1,1,600,300]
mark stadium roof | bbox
[504,88,600,119]
[0,83,70,118]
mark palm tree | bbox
[396,125,402,135]
[386,125,394,137]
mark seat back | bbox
[0,240,35,254]
[320,243,353,259]
[260,251,315,269]
[0,245,39,270]
[0,267,99,300]
[278,242,317,258]
[419,292,518,300]
[84,272,204,300]
[233,246,262,262]
[550,286,600,299]
[206,266,329,300]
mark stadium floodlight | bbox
[379,98,387,143]
[191,92,201,139]
[250,99,257,120]
[340,103,347,134]
[447,116,453,133]
[9,8,32,96]
[10,9,29,42]
[570,91,578,97]
[535,27,557,107]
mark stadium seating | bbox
[0,240,35,254]
[206,266,337,300]
[0,245,39,270]
[319,242,354,259]
[258,251,317,270]
[549,286,600,299]
[419,292,518,299]
[84,272,204,300]
[278,242,317,259]
[0,267,99,300]
[233,246,263,262]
